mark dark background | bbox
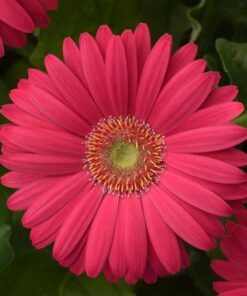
[0,0,247,295]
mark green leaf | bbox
[31,0,193,68]
[189,251,217,296]
[0,252,134,296]
[0,225,14,272]
[135,272,204,296]
[216,38,247,105]
[1,59,30,90]
[30,0,141,68]
[189,0,247,44]
[234,112,247,127]
[0,186,11,226]
[188,0,206,42]
[63,274,135,296]
[140,0,191,48]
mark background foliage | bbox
[0,0,246,295]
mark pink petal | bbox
[63,37,87,85]
[160,171,232,216]
[108,198,128,278]
[95,25,113,57]
[80,33,112,116]
[134,23,151,78]
[135,33,172,119]
[60,232,88,269]
[143,265,158,284]
[202,85,238,108]
[1,104,62,131]
[105,36,128,116]
[166,125,247,153]
[53,184,103,260]
[69,245,86,275]
[17,0,50,28]
[237,210,247,227]
[230,224,247,251]
[0,153,82,175]
[0,36,4,57]
[169,102,244,135]
[1,125,84,157]
[149,185,215,250]
[30,196,79,248]
[22,172,88,227]
[149,59,206,122]
[1,171,42,189]
[211,260,247,281]
[0,0,34,32]
[38,0,58,10]
[179,240,190,268]
[214,282,247,293]
[0,20,27,47]
[28,68,58,97]
[9,87,48,121]
[170,194,225,238]
[166,152,247,184]
[142,195,181,273]
[45,54,102,124]
[151,72,218,133]
[147,240,168,276]
[124,271,138,285]
[164,42,198,82]
[168,167,247,201]
[123,197,147,278]
[103,263,118,283]
[202,149,247,167]
[220,288,247,296]
[121,30,138,115]
[85,195,119,277]
[29,85,91,136]
[220,236,247,270]
[7,177,60,210]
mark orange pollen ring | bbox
[84,116,165,196]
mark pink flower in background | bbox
[1,23,247,283]
[0,0,58,57]
[211,209,247,296]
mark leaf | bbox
[189,251,217,296]
[216,38,247,105]
[31,0,193,68]
[188,0,206,42]
[135,272,204,296]
[0,186,12,226]
[0,252,134,296]
[1,59,30,90]
[140,0,191,48]
[31,0,141,68]
[0,225,14,272]
[63,274,135,296]
[189,0,247,45]
[234,112,247,127]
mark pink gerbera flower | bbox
[211,209,247,296]
[0,0,58,57]
[1,23,247,284]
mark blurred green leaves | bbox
[216,39,247,105]
[0,251,134,296]
[0,226,14,272]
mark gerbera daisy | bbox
[211,209,247,296]
[0,0,58,57]
[1,23,247,284]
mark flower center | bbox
[110,141,139,170]
[84,116,165,196]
